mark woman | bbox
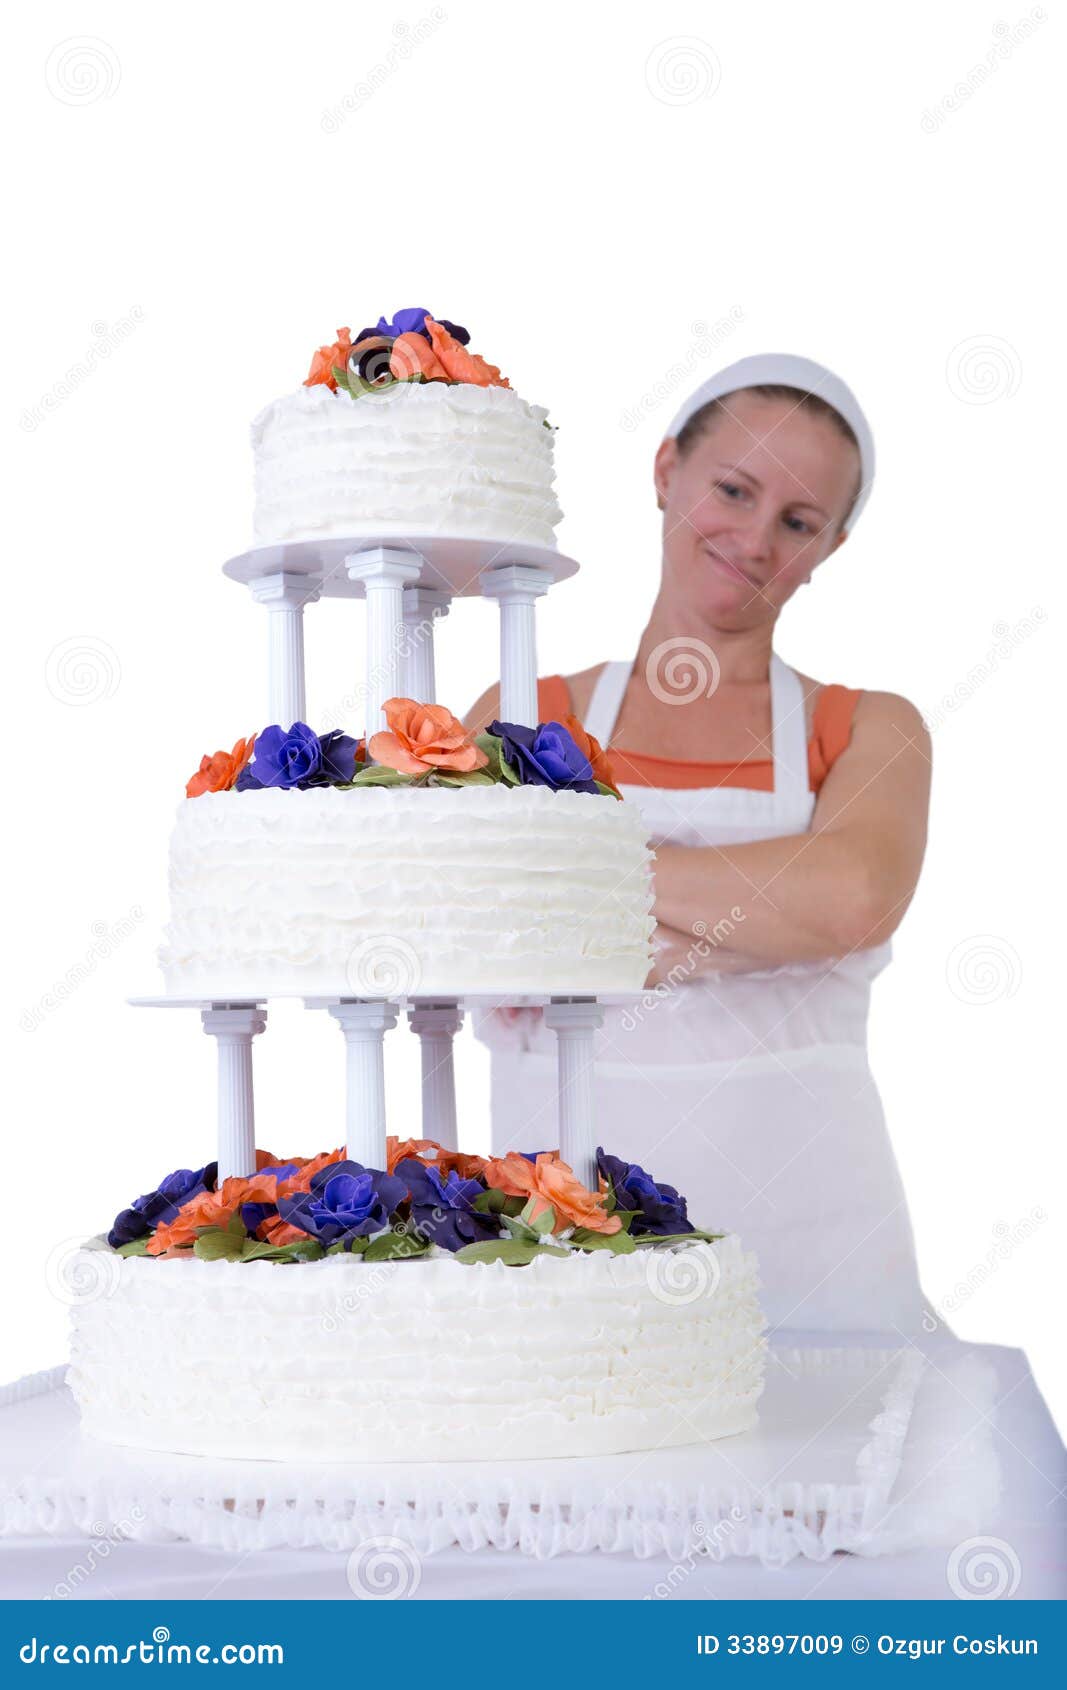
[467,353,931,1334]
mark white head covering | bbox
[664,352,875,528]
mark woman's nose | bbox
[733,508,775,561]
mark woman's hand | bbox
[645,921,768,986]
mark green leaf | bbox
[363,1228,430,1262]
[474,733,520,786]
[225,1210,247,1238]
[343,765,414,788]
[326,1237,370,1255]
[614,1208,639,1234]
[454,1240,544,1267]
[115,1236,150,1257]
[193,1228,246,1262]
[636,1230,724,1247]
[424,768,497,788]
[502,1213,542,1245]
[331,365,352,394]
[569,1226,637,1254]
[594,780,623,800]
[238,1237,324,1263]
[520,1197,557,1235]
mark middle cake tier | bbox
[160,784,655,998]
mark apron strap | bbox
[769,655,810,801]
[584,661,631,744]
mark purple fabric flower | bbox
[236,724,360,791]
[398,1159,501,1253]
[490,720,598,794]
[239,1163,301,1237]
[596,1148,694,1236]
[277,1160,406,1251]
[107,1162,218,1249]
[354,308,470,346]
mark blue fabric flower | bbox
[277,1160,406,1250]
[489,720,599,795]
[398,1159,501,1253]
[236,724,360,791]
[354,308,470,346]
[596,1148,694,1237]
[107,1163,217,1249]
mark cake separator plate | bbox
[223,535,580,601]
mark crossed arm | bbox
[648,691,932,980]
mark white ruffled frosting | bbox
[67,1237,766,1463]
[160,784,654,998]
[252,381,562,548]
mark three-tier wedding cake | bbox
[66,308,766,1465]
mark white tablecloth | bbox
[2,1338,1063,1601]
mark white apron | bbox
[478,656,924,1334]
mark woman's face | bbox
[653,390,861,629]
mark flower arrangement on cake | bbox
[184,699,621,798]
[305,307,515,401]
[104,1141,718,1267]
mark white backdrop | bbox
[5,1,1063,1432]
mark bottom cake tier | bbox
[66,1238,766,1463]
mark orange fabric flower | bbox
[146,1172,286,1255]
[369,698,488,775]
[561,714,620,794]
[387,1136,487,1181]
[255,1213,309,1247]
[305,327,352,390]
[275,1147,346,1196]
[483,1151,620,1234]
[186,735,256,798]
[389,331,451,383]
[425,317,510,388]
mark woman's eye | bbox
[716,481,744,500]
[784,513,810,534]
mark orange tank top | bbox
[536,674,860,794]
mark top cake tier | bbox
[252,380,562,550]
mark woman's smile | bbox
[699,540,765,592]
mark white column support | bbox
[543,998,605,1189]
[407,1000,463,1151]
[247,573,320,726]
[345,548,423,745]
[200,1005,267,1182]
[402,587,451,703]
[480,563,555,727]
[327,1000,400,1168]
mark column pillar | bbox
[402,587,451,703]
[480,563,555,727]
[543,998,605,1189]
[407,1001,463,1151]
[200,1005,267,1181]
[247,573,320,726]
[327,1000,399,1168]
[345,548,423,746]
